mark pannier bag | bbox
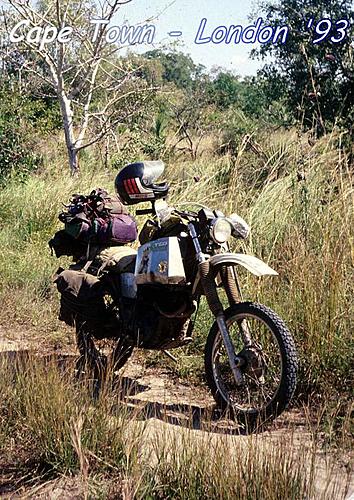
[94,246,137,273]
[54,269,106,327]
[49,230,87,259]
[49,188,138,259]
[60,213,91,240]
[94,214,138,246]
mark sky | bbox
[114,0,263,76]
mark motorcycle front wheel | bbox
[204,302,297,431]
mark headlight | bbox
[210,217,232,244]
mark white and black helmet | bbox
[115,160,169,205]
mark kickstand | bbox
[162,350,178,363]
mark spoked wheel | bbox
[75,322,133,394]
[205,302,297,431]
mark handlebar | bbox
[135,208,155,215]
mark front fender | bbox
[209,253,278,277]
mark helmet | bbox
[115,160,169,205]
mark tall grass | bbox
[0,166,113,330]
[168,132,353,398]
[0,354,349,498]
[0,130,352,396]
[0,354,143,474]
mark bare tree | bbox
[170,79,213,160]
[1,0,155,174]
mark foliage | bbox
[208,71,242,109]
[253,0,354,135]
[144,50,205,89]
[0,86,45,181]
[217,109,258,157]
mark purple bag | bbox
[97,214,137,246]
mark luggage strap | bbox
[82,240,99,273]
[82,241,126,276]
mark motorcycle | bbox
[64,193,298,430]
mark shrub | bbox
[0,88,44,182]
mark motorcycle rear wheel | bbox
[75,322,133,389]
[204,302,297,431]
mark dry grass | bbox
[0,130,352,389]
[0,128,352,496]
[0,354,351,499]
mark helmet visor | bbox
[142,160,165,185]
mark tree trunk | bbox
[68,146,79,175]
[58,88,79,175]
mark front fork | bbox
[188,223,246,386]
[215,314,245,386]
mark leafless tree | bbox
[1,0,156,174]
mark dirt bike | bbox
[70,198,298,430]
